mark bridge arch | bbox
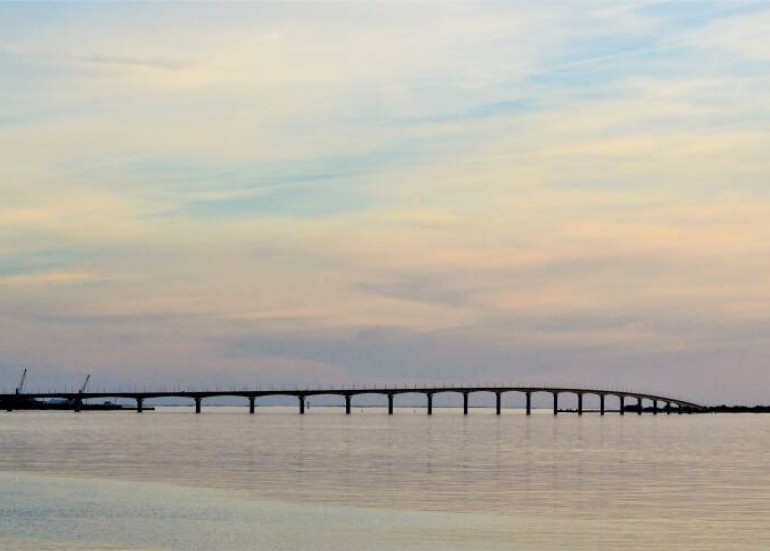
[2,386,704,416]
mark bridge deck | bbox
[0,385,705,414]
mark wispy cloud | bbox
[1,2,770,401]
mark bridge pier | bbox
[0,387,703,417]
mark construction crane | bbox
[78,374,90,394]
[15,368,27,395]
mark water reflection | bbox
[0,407,768,549]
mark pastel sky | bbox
[2,1,770,403]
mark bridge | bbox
[0,386,705,415]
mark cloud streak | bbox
[1,2,770,402]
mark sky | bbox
[1,1,770,404]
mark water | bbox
[1,407,769,550]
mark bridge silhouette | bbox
[1,386,705,415]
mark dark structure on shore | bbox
[0,395,141,411]
[1,370,147,411]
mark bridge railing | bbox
[0,385,705,415]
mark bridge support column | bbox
[637,397,643,415]
[345,395,351,415]
[249,396,255,414]
[463,392,469,415]
[495,392,502,415]
[577,393,583,416]
[600,394,605,416]
[136,398,144,413]
[665,401,671,415]
[299,395,305,415]
[427,393,433,415]
[553,392,559,415]
[653,400,658,415]
[388,394,394,415]
[619,395,625,415]
[526,392,532,416]
[195,397,202,414]
[678,404,683,415]
[74,398,81,413]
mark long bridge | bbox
[0,386,705,415]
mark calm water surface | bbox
[1,407,769,550]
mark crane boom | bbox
[16,368,27,394]
[79,374,90,394]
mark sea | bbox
[1,406,769,550]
